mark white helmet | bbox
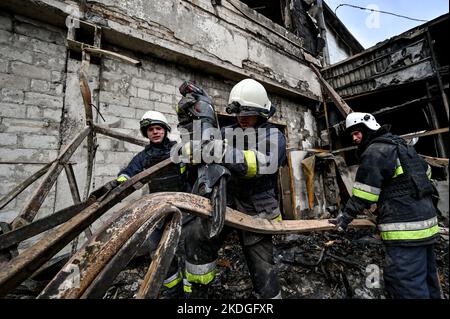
[345,112,380,132]
[228,78,271,117]
[140,111,171,137]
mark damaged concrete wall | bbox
[83,0,322,100]
[0,1,322,252]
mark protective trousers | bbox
[184,196,281,299]
[383,244,443,299]
[137,221,184,297]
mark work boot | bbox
[186,283,210,299]
[160,282,184,299]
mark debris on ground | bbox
[6,226,449,299]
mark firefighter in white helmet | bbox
[332,112,442,298]
[113,110,189,298]
[183,78,286,299]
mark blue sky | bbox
[324,0,449,48]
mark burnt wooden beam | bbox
[0,158,172,297]
[136,207,181,299]
[64,164,81,205]
[309,63,353,116]
[93,124,148,147]
[0,162,52,211]
[80,214,167,299]
[64,163,92,254]
[37,193,373,299]
[80,50,96,201]
[0,190,373,298]
[137,208,182,299]
[10,127,91,230]
[0,202,91,251]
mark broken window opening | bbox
[67,19,102,65]
[239,0,284,26]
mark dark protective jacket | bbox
[221,121,287,219]
[343,125,438,246]
[183,121,286,298]
[118,138,188,292]
[118,138,188,193]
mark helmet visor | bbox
[140,119,170,132]
[227,103,268,117]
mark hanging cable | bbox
[334,3,428,22]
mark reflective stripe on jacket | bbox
[343,128,438,246]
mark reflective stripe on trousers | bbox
[163,271,182,288]
[185,260,216,285]
[379,217,439,241]
[183,278,192,293]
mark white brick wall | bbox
[0,10,319,245]
[0,12,66,224]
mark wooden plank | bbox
[67,39,141,66]
[80,50,96,201]
[309,63,353,116]
[279,164,295,219]
[11,127,91,229]
[420,154,449,167]
[93,124,148,147]
[0,162,52,211]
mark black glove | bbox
[176,95,196,127]
[330,210,354,232]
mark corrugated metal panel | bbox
[323,32,433,97]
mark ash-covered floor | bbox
[103,228,449,299]
[6,227,448,299]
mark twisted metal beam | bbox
[43,192,374,299]
[38,201,181,299]
[1,192,375,298]
[0,159,172,297]
[137,209,182,299]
